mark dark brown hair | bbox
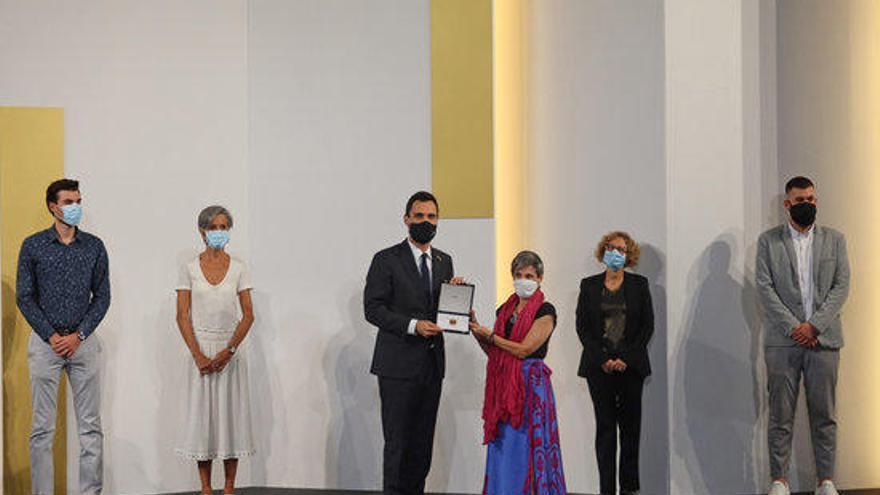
[405,191,439,216]
[45,179,79,214]
[785,176,814,193]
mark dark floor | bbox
[163,490,472,495]
[785,492,880,495]
[760,492,880,495]
[163,490,470,495]
[161,489,880,495]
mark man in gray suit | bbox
[756,176,850,495]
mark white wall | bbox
[5,1,880,494]
[247,1,495,491]
[0,1,250,493]
[664,1,780,493]
[1,1,497,493]
[525,2,667,494]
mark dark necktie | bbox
[420,252,432,307]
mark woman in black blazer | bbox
[576,231,654,495]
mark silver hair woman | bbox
[469,250,567,494]
[175,205,256,495]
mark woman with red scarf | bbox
[470,250,566,495]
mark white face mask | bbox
[513,278,539,299]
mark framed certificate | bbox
[437,283,475,334]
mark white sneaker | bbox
[815,480,839,495]
[769,480,790,495]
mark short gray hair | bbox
[510,250,544,277]
[197,205,233,231]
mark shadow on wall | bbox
[635,243,670,495]
[743,232,769,490]
[673,235,765,494]
[321,281,484,493]
[323,288,382,490]
[100,323,145,493]
[249,290,286,488]
[156,287,192,492]
[429,314,483,492]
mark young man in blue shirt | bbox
[16,179,110,495]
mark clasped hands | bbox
[414,276,466,338]
[49,332,81,358]
[602,359,627,374]
[193,348,234,376]
[791,322,818,348]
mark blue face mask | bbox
[205,230,230,250]
[60,204,83,226]
[603,249,626,272]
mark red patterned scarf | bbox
[482,289,545,443]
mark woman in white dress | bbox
[175,205,255,495]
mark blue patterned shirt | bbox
[16,226,111,341]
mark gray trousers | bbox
[28,332,103,495]
[765,345,839,480]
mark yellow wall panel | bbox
[431,0,494,219]
[840,0,880,477]
[493,0,528,303]
[1,107,67,495]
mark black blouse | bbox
[496,302,557,359]
[601,286,627,352]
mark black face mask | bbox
[789,202,817,228]
[409,221,437,244]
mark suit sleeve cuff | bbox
[408,319,418,335]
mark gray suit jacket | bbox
[756,224,850,348]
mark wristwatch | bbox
[227,345,237,355]
[77,331,86,342]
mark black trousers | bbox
[378,357,442,495]
[586,368,645,495]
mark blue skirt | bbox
[484,359,566,495]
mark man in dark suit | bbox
[364,191,459,495]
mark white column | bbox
[525,1,667,493]
[665,1,771,493]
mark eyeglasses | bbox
[606,245,627,254]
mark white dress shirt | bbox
[407,239,432,335]
[788,222,814,321]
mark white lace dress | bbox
[175,256,255,460]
